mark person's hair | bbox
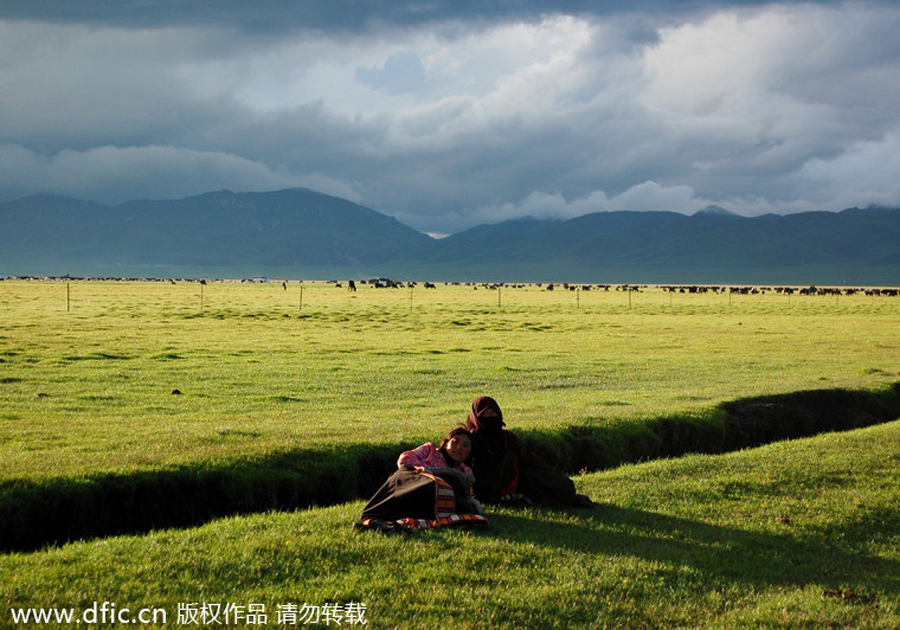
[438,427,473,462]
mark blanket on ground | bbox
[358,468,488,531]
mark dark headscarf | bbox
[466,396,505,433]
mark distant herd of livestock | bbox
[5,274,898,296]
[347,278,899,296]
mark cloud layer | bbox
[1,1,898,233]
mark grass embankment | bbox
[2,420,898,628]
[5,383,900,552]
[1,280,899,551]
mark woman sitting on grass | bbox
[356,427,488,533]
[466,396,598,508]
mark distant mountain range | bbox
[2,188,899,285]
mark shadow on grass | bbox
[2,383,899,553]
[487,506,900,596]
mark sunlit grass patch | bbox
[1,279,898,482]
[1,421,898,628]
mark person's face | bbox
[445,435,472,464]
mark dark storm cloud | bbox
[0,0,832,32]
[1,1,898,234]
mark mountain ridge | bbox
[1,188,433,269]
[2,188,899,284]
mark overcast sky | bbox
[1,1,898,235]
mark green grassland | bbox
[2,419,898,628]
[1,280,898,481]
[1,279,899,627]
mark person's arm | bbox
[397,442,440,469]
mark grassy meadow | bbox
[2,417,898,628]
[1,279,898,481]
[1,278,899,627]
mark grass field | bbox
[2,279,898,480]
[2,419,898,628]
[1,279,899,627]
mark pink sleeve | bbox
[397,443,440,468]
